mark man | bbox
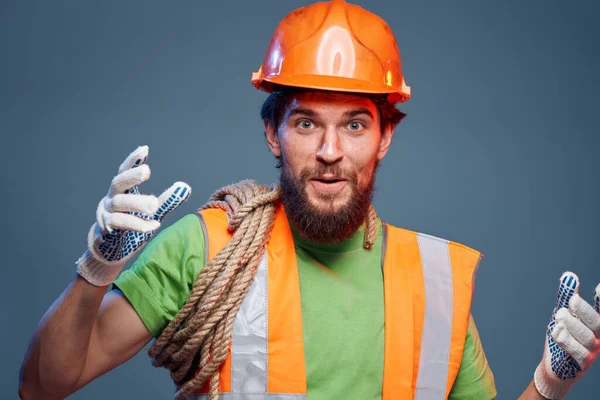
[18,1,599,399]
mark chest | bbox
[295,247,385,399]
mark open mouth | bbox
[313,178,345,183]
[310,177,347,193]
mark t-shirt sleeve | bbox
[112,213,206,338]
[448,313,497,399]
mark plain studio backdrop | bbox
[1,0,599,398]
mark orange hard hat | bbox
[251,0,411,103]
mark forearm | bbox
[518,380,548,400]
[19,274,108,398]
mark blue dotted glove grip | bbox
[547,273,581,379]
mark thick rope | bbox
[364,204,377,249]
[148,179,378,400]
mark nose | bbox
[315,128,343,165]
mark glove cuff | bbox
[76,249,125,287]
[534,363,572,400]
[75,222,129,286]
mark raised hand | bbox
[76,146,191,286]
[534,272,600,399]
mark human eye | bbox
[347,121,365,131]
[296,119,315,130]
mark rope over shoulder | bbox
[148,179,377,400]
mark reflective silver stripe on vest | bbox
[198,211,270,391]
[188,393,306,400]
[415,233,453,400]
[186,253,291,400]
[230,252,268,393]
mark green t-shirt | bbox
[114,213,497,399]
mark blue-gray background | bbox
[2,0,599,398]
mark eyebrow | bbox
[343,107,374,120]
[287,107,375,120]
[288,107,318,119]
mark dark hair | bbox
[261,87,407,168]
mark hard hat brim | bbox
[253,74,410,104]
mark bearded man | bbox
[19,1,600,400]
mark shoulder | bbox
[164,213,203,236]
[147,213,204,247]
[128,212,206,271]
[382,221,482,258]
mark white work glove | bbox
[534,272,600,399]
[76,145,191,286]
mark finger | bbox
[118,145,149,174]
[104,212,160,233]
[96,197,109,233]
[109,164,151,197]
[556,308,597,351]
[154,182,192,222]
[106,194,159,215]
[551,321,589,368]
[594,283,600,314]
[555,271,580,310]
[569,292,600,339]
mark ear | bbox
[264,120,281,157]
[377,123,395,160]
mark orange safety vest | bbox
[189,202,482,400]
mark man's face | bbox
[265,91,394,243]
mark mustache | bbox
[299,165,358,185]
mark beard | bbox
[279,159,378,244]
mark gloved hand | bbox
[534,272,600,399]
[76,145,191,286]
